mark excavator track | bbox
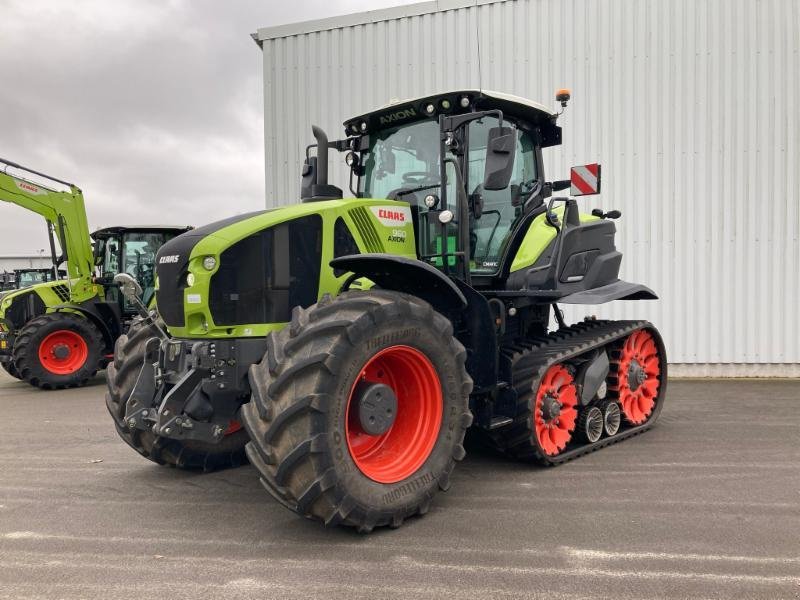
[490,319,668,466]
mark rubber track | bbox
[492,319,667,466]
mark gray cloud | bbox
[0,0,415,254]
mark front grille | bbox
[209,215,322,326]
[348,207,384,253]
[5,291,45,330]
[52,284,70,302]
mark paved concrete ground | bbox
[0,372,798,600]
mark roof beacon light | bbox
[556,88,571,108]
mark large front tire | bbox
[242,291,473,532]
[105,317,248,471]
[13,313,103,389]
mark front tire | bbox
[105,317,248,471]
[1,360,21,380]
[242,291,473,532]
[13,313,103,389]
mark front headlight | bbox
[202,256,217,271]
[185,273,195,287]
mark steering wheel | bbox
[402,171,438,185]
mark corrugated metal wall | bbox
[257,0,800,373]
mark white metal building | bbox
[254,0,799,375]
[0,254,53,271]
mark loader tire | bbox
[106,317,248,471]
[13,313,103,389]
[1,359,22,380]
[242,291,473,532]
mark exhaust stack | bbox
[300,125,343,201]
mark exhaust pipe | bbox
[311,125,329,186]
[301,125,342,201]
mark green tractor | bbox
[108,90,667,531]
[0,158,190,388]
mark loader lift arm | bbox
[0,157,95,300]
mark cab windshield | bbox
[17,271,48,288]
[358,116,537,275]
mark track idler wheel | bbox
[601,401,621,436]
[579,405,604,443]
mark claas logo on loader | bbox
[14,179,47,196]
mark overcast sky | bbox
[0,0,416,255]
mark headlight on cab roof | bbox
[202,256,217,271]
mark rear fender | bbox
[557,280,658,304]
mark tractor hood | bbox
[154,199,417,339]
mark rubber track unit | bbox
[241,291,473,532]
[105,317,248,472]
[492,319,667,466]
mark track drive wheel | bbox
[241,291,473,532]
[13,313,103,389]
[609,329,662,425]
[105,317,248,471]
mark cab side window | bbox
[467,118,537,272]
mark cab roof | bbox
[343,89,561,146]
[92,225,193,238]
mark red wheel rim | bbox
[345,345,442,484]
[612,330,661,425]
[533,364,578,456]
[37,330,88,375]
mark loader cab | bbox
[93,226,191,313]
[344,90,560,284]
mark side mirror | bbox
[569,163,602,195]
[114,273,143,300]
[483,127,516,191]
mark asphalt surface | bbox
[0,372,798,600]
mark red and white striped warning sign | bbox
[570,163,602,196]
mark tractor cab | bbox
[92,226,192,313]
[13,268,65,289]
[343,91,559,280]
[331,90,630,298]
